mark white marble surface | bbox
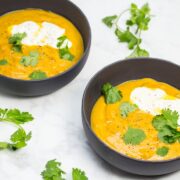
[0,0,180,179]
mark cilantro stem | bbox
[0,118,23,130]
[114,9,130,28]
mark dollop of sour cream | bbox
[130,87,180,125]
[11,21,72,48]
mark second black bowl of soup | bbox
[82,58,180,176]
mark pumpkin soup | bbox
[0,9,84,80]
[91,78,180,160]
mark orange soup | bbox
[0,9,84,80]
[91,78,180,160]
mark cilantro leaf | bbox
[102,15,118,28]
[152,109,180,144]
[59,46,74,61]
[156,147,169,157]
[0,59,8,65]
[101,83,122,104]
[29,70,47,80]
[0,108,33,124]
[57,36,68,48]
[57,36,74,61]
[127,3,151,32]
[9,129,32,150]
[0,108,33,151]
[115,28,139,49]
[123,127,146,145]
[72,168,88,180]
[41,159,65,180]
[120,102,138,118]
[127,45,149,58]
[0,142,9,149]
[9,32,27,52]
[20,51,39,67]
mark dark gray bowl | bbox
[82,58,180,176]
[0,0,91,96]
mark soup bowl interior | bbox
[82,58,180,176]
[0,0,91,96]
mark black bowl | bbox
[0,0,91,96]
[82,58,180,176]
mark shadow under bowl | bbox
[0,0,91,96]
[82,58,180,176]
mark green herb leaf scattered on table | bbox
[72,168,88,180]
[120,102,138,118]
[20,51,39,67]
[102,3,152,58]
[102,15,118,27]
[101,83,122,104]
[115,28,139,50]
[41,159,66,180]
[156,146,169,157]
[0,59,8,65]
[152,109,180,144]
[9,32,27,52]
[41,159,88,180]
[29,70,47,80]
[123,127,146,145]
[0,108,33,151]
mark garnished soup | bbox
[0,9,84,80]
[91,78,180,160]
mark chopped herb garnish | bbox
[57,35,68,48]
[156,147,169,157]
[123,127,146,145]
[0,108,33,151]
[59,46,74,61]
[29,70,47,80]
[57,36,74,61]
[102,3,152,58]
[0,59,8,65]
[152,109,180,144]
[20,51,39,67]
[120,102,138,118]
[101,83,122,104]
[9,32,27,52]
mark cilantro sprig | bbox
[101,83,122,104]
[9,32,27,52]
[120,102,138,118]
[152,109,180,144]
[20,51,39,67]
[57,35,74,61]
[41,159,88,180]
[0,108,33,151]
[102,3,152,58]
[41,159,66,180]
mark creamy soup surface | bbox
[0,9,84,80]
[91,78,180,160]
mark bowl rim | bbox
[82,57,180,164]
[0,0,91,82]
